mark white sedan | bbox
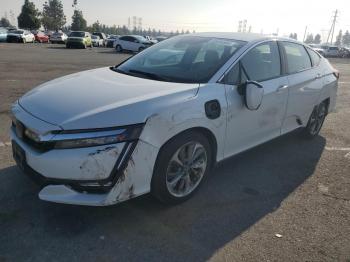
[10,33,338,206]
[114,35,152,52]
[91,35,103,47]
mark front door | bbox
[222,41,289,157]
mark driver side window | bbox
[223,41,281,85]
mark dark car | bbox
[92,32,107,46]
[106,35,119,47]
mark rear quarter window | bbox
[281,42,312,74]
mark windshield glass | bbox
[92,35,99,39]
[116,36,246,83]
[12,30,24,34]
[70,32,84,37]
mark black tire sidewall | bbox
[302,102,327,139]
[151,131,213,204]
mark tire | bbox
[115,45,122,53]
[301,101,328,139]
[22,38,26,44]
[151,131,213,205]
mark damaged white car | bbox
[11,33,338,206]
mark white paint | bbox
[325,146,350,151]
[0,142,5,147]
[4,141,11,146]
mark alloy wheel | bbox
[166,141,207,197]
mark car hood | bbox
[19,67,199,130]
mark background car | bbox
[6,30,34,43]
[92,32,107,46]
[143,35,158,44]
[50,32,68,44]
[339,47,350,58]
[66,31,92,48]
[34,31,49,43]
[91,35,104,47]
[0,27,7,42]
[156,36,168,42]
[114,35,152,52]
[319,45,340,57]
[106,35,119,47]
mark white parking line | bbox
[325,146,350,151]
[0,141,11,147]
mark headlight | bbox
[52,124,143,149]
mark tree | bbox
[304,33,314,44]
[71,10,86,30]
[91,21,101,32]
[335,30,342,46]
[0,17,11,27]
[313,34,321,44]
[42,0,66,30]
[289,33,297,40]
[17,0,41,30]
[343,30,350,46]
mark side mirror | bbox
[242,81,264,110]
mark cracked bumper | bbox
[11,127,159,206]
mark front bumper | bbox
[7,36,22,43]
[66,40,85,47]
[10,103,160,206]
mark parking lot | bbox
[0,43,349,261]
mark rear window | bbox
[281,42,312,74]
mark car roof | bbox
[191,32,294,43]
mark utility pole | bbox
[303,26,308,42]
[327,9,338,44]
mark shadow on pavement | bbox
[0,132,326,261]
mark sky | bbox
[2,0,350,42]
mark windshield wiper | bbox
[128,69,169,81]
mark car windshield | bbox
[12,30,24,34]
[92,35,99,39]
[70,32,85,37]
[115,36,246,83]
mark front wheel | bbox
[301,101,327,139]
[115,45,122,52]
[151,131,213,204]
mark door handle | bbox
[276,85,288,93]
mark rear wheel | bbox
[151,131,213,204]
[301,101,327,139]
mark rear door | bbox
[223,41,289,157]
[279,41,322,134]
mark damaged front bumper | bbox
[10,103,160,206]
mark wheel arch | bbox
[153,126,218,167]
